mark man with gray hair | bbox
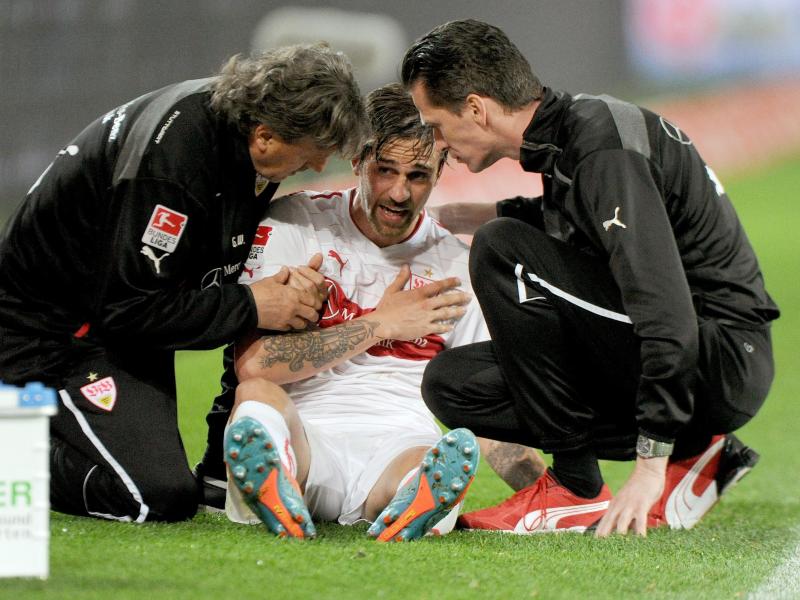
[0,43,366,523]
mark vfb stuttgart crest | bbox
[80,376,118,411]
[409,271,435,289]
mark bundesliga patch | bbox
[141,204,188,253]
[252,225,272,246]
[80,376,117,412]
[248,225,273,260]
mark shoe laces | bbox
[521,473,551,532]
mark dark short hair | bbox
[401,19,543,112]
[211,43,367,157]
[359,82,446,172]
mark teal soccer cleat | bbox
[224,416,316,539]
[368,428,479,542]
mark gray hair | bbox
[211,43,367,157]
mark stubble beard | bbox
[368,204,415,241]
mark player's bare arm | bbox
[427,202,497,235]
[242,319,381,383]
[235,265,471,384]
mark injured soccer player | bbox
[222,83,543,540]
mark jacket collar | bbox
[519,87,569,174]
[219,119,253,174]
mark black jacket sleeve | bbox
[96,177,257,350]
[570,149,697,442]
[496,196,545,229]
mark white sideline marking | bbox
[749,526,800,599]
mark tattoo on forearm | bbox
[483,440,546,491]
[258,320,379,372]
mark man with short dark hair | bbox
[402,19,779,536]
[0,44,366,523]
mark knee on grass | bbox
[142,472,200,522]
[81,464,199,523]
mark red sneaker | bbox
[648,434,759,530]
[458,470,612,533]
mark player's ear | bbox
[351,157,361,175]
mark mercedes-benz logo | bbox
[200,267,222,289]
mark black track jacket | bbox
[0,79,278,384]
[498,88,779,442]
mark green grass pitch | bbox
[3,155,799,599]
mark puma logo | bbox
[602,206,627,231]
[516,500,610,533]
[328,249,349,275]
[664,437,725,529]
[141,245,169,274]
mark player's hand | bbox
[287,252,328,311]
[248,267,320,331]
[594,456,667,538]
[371,265,471,340]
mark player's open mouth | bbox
[378,205,408,223]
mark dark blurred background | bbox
[3,0,800,220]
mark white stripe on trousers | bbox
[515,263,633,324]
[58,389,150,522]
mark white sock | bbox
[231,400,297,477]
[224,401,297,525]
[225,484,261,525]
[428,502,462,536]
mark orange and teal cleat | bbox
[368,428,479,542]
[224,416,315,539]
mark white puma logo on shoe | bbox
[602,206,627,231]
[515,500,610,533]
[664,436,725,529]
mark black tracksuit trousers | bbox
[422,219,773,461]
[47,345,199,522]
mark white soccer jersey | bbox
[237,188,489,523]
